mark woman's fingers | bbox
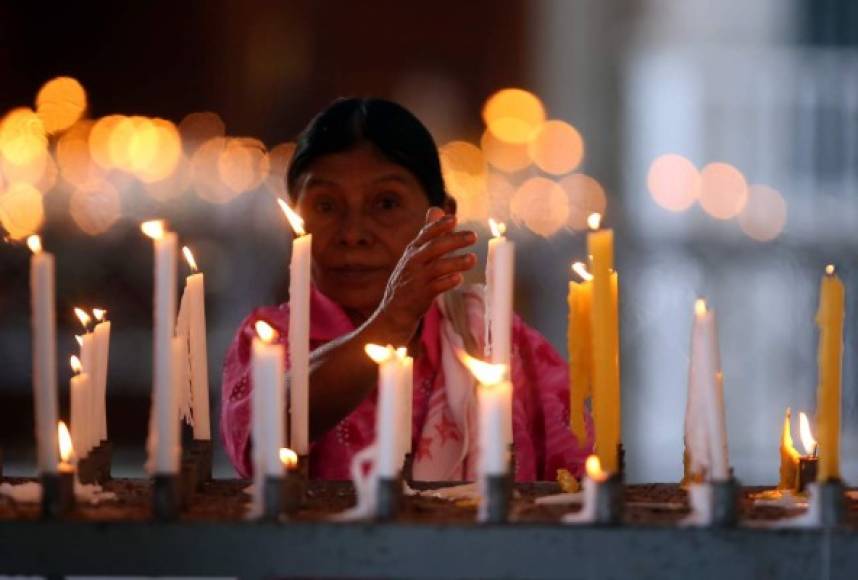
[429,272,464,293]
[410,212,458,248]
[424,252,476,279]
[413,229,476,264]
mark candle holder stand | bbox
[402,452,415,486]
[375,476,401,521]
[482,474,512,524]
[593,474,624,525]
[190,439,213,483]
[797,457,818,493]
[709,478,739,527]
[180,454,199,507]
[283,455,310,515]
[262,476,285,520]
[152,474,181,521]
[617,443,626,482]
[508,444,517,480]
[41,472,74,519]
[817,479,844,527]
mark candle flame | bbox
[141,220,166,240]
[587,213,602,231]
[26,234,42,254]
[182,246,198,272]
[585,454,608,482]
[571,261,593,282]
[365,343,393,364]
[254,320,278,344]
[75,335,83,347]
[395,346,408,359]
[92,308,107,322]
[457,350,506,386]
[277,198,306,236]
[58,421,74,464]
[488,218,506,238]
[694,299,708,317]
[74,307,91,329]
[825,264,835,276]
[70,355,82,374]
[279,447,298,469]
[799,412,817,456]
[781,407,800,460]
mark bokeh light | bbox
[179,112,226,155]
[482,88,545,144]
[35,77,87,135]
[527,120,584,175]
[510,176,569,237]
[1,145,56,193]
[0,108,48,166]
[217,137,269,193]
[69,181,121,235]
[560,173,607,231]
[647,153,700,212]
[57,120,106,189]
[698,162,748,220]
[486,172,515,224]
[191,137,239,204]
[265,142,296,197]
[737,184,787,242]
[0,182,44,239]
[88,115,125,169]
[439,141,488,223]
[480,128,531,173]
[144,156,191,201]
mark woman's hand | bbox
[375,207,477,342]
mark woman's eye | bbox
[314,197,336,213]
[374,193,401,211]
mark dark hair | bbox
[287,97,447,206]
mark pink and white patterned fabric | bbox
[221,285,592,481]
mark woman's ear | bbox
[443,194,457,216]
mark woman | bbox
[222,97,591,481]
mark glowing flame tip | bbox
[279,447,298,469]
[92,308,107,321]
[277,199,306,236]
[182,246,198,272]
[799,412,817,456]
[488,218,506,238]
[695,299,707,316]
[585,454,607,481]
[458,351,506,386]
[571,262,593,282]
[58,421,74,464]
[587,213,602,231]
[825,264,835,276]
[70,355,82,374]
[26,235,42,255]
[254,320,277,344]
[74,307,91,329]
[365,343,393,363]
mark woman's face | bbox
[293,143,433,319]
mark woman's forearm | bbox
[306,308,417,440]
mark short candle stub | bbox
[709,478,740,527]
[483,474,512,524]
[262,476,285,521]
[593,474,624,525]
[797,457,818,493]
[375,477,402,521]
[817,479,845,527]
[152,475,181,521]
[76,442,112,485]
[41,472,75,519]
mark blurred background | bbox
[1,0,857,484]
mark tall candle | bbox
[587,214,621,473]
[568,262,593,444]
[816,265,845,482]
[366,344,404,479]
[180,246,210,440]
[688,299,729,481]
[486,218,514,446]
[92,309,111,442]
[401,353,414,457]
[142,220,179,474]
[252,321,285,476]
[278,199,311,455]
[69,355,91,461]
[460,352,509,476]
[74,308,97,456]
[28,234,59,475]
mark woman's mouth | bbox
[328,265,388,282]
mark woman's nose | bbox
[337,211,372,247]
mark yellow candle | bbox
[587,214,621,473]
[778,408,800,490]
[816,265,845,482]
[568,263,592,444]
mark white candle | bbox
[689,299,729,481]
[92,310,111,443]
[459,352,509,477]
[252,321,285,477]
[279,199,311,455]
[74,309,97,455]
[69,355,90,459]
[142,220,179,474]
[485,219,514,446]
[180,247,211,440]
[366,345,404,479]
[401,354,414,457]
[28,235,59,475]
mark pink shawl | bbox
[221,286,591,481]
